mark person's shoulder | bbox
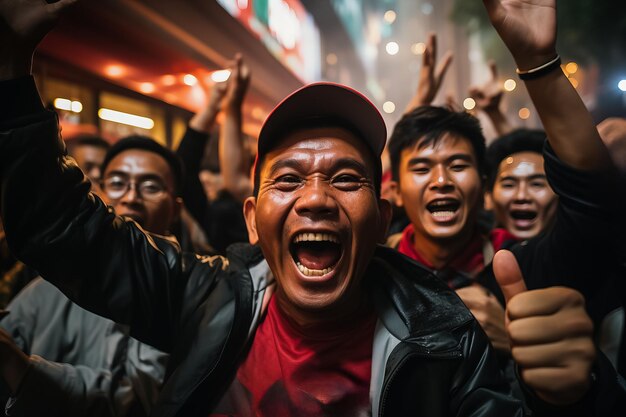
[11,277,65,302]
[369,246,474,334]
[225,243,264,269]
[184,242,263,277]
[5,276,76,326]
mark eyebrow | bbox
[407,153,474,166]
[499,173,547,181]
[332,157,370,177]
[104,171,167,183]
[267,157,370,177]
[267,159,307,177]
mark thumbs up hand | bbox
[493,250,595,406]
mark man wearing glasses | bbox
[100,136,183,237]
[0,136,183,416]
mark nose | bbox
[119,182,142,204]
[429,165,454,192]
[294,178,338,218]
[513,182,530,202]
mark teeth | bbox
[293,232,339,244]
[297,262,333,276]
[432,211,456,218]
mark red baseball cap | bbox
[253,82,387,184]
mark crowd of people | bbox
[0,0,625,416]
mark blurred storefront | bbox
[34,0,319,147]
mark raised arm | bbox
[189,82,226,134]
[219,54,253,202]
[176,81,226,227]
[483,0,611,170]
[404,33,453,114]
[469,61,513,137]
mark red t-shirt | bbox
[397,224,516,283]
[209,296,376,416]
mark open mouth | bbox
[426,198,460,219]
[510,209,537,221]
[290,232,343,277]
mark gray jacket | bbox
[0,278,168,417]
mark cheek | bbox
[492,184,517,206]
[255,192,294,241]
[398,177,428,208]
[349,195,380,226]
[492,189,514,207]
[347,195,385,252]
[457,173,482,203]
[151,200,174,221]
[535,191,558,212]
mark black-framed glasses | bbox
[101,175,168,201]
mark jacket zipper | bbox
[378,346,463,417]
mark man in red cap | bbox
[0,1,623,416]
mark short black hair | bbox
[388,106,486,183]
[485,129,546,190]
[252,119,382,198]
[66,134,110,153]
[101,135,184,196]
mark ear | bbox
[243,196,259,245]
[484,191,494,211]
[377,198,393,244]
[173,197,183,221]
[387,180,404,207]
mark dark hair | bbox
[252,120,382,198]
[101,135,184,196]
[485,129,546,190]
[66,134,110,153]
[388,106,486,182]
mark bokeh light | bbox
[386,42,399,56]
[463,98,476,110]
[383,101,396,114]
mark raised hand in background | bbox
[404,33,453,113]
[469,60,513,136]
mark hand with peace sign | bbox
[493,250,595,405]
[469,60,513,137]
[404,33,453,114]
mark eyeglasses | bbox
[101,176,168,201]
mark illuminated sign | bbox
[217,0,321,82]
